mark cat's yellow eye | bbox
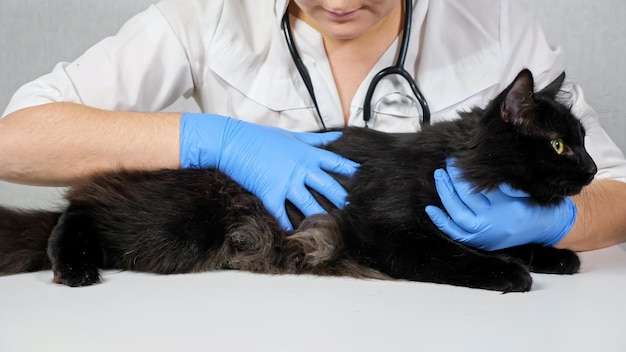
[551,138,565,154]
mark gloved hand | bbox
[424,159,577,251]
[179,113,359,230]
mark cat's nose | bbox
[584,162,597,184]
[588,165,597,176]
[580,153,597,183]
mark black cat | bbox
[0,69,597,292]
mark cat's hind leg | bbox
[47,205,104,287]
[281,214,391,279]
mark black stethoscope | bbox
[281,0,430,129]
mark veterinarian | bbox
[1,0,625,251]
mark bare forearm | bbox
[556,179,626,251]
[0,102,181,186]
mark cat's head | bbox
[479,69,597,204]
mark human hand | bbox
[425,159,577,251]
[179,113,359,230]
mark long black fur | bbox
[0,70,596,291]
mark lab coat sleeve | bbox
[2,4,195,117]
[498,0,626,182]
[568,83,626,182]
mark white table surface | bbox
[1,245,625,352]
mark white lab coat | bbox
[3,0,626,181]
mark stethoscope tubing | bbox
[281,12,327,129]
[282,0,430,129]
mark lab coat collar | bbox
[275,0,289,24]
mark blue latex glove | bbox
[424,159,577,251]
[179,113,359,230]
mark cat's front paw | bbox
[52,263,101,287]
[482,260,533,293]
[495,245,581,275]
[528,247,580,275]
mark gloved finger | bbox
[479,183,529,206]
[294,131,343,146]
[498,183,531,198]
[287,185,327,217]
[316,150,360,177]
[433,169,481,231]
[444,162,488,210]
[444,157,458,167]
[425,205,474,243]
[270,203,294,231]
[305,170,349,209]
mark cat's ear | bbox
[500,69,536,128]
[537,71,566,99]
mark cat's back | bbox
[66,168,238,209]
[325,127,426,163]
[324,127,452,211]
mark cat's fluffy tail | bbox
[0,206,61,274]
